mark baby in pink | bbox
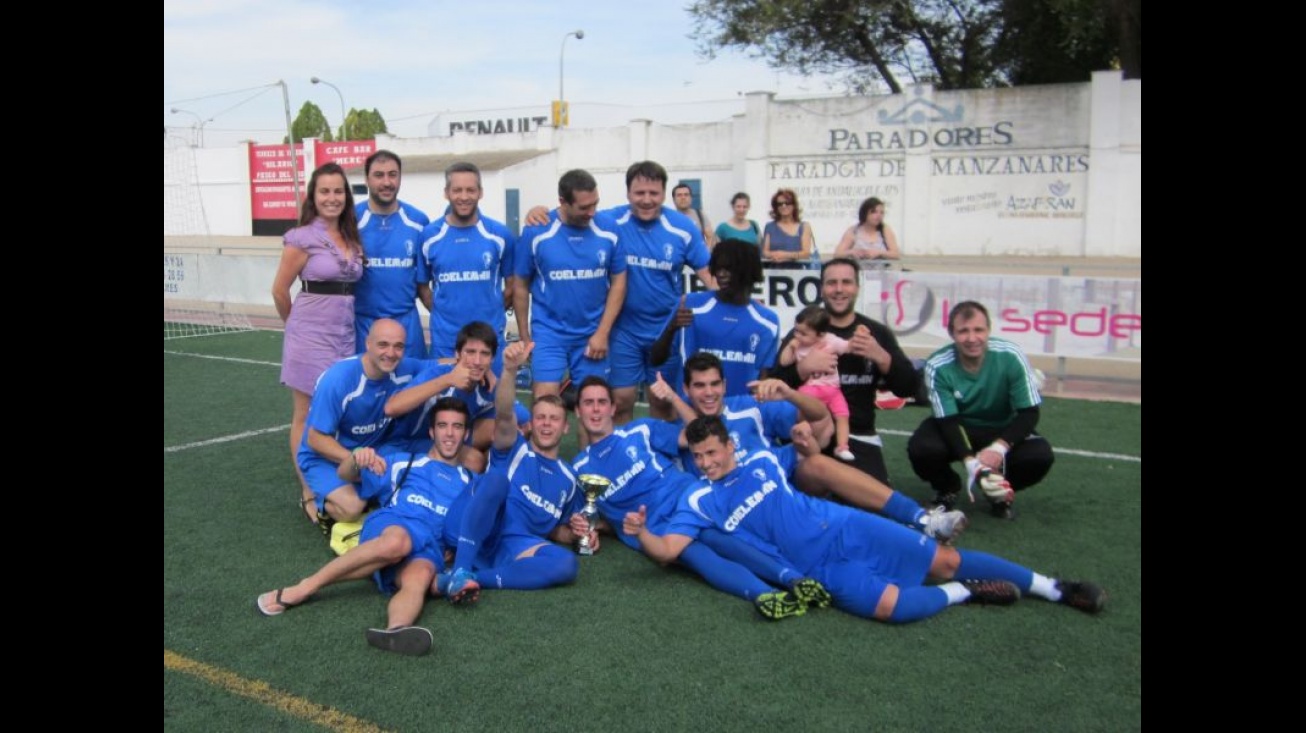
[779,305,855,461]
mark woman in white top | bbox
[834,197,901,264]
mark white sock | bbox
[1028,573,1060,601]
[939,581,970,605]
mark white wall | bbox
[165,74,1140,257]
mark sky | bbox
[163,0,834,148]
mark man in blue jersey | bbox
[651,238,778,397]
[623,416,1106,624]
[652,352,966,543]
[604,162,714,423]
[908,300,1055,520]
[657,352,834,477]
[353,151,431,358]
[513,169,627,441]
[384,321,500,472]
[524,162,715,424]
[568,375,825,619]
[257,397,480,656]
[435,338,592,602]
[299,319,427,526]
[417,162,515,372]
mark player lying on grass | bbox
[623,415,1106,624]
[569,376,829,620]
[646,352,968,544]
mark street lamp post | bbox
[311,77,348,141]
[170,107,205,147]
[557,29,584,127]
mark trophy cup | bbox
[575,474,611,556]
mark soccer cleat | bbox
[933,491,960,512]
[874,390,909,410]
[921,506,969,545]
[1056,581,1107,614]
[789,577,832,609]
[989,500,1016,520]
[365,626,434,656]
[443,568,481,606]
[960,579,1021,606]
[754,590,807,620]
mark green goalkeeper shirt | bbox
[922,337,1041,430]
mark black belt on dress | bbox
[301,280,355,295]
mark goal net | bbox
[164,134,256,339]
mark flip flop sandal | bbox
[256,588,305,617]
[365,626,433,656]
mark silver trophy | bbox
[575,474,611,556]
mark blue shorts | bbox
[360,509,445,595]
[356,310,428,360]
[298,453,367,511]
[813,513,937,619]
[479,532,555,569]
[609,328,657,390]
[530,329,610,385]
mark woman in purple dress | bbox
[271,163,365,522]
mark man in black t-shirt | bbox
[769,257,917,485]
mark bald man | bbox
[298,319,428,524]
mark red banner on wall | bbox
[315,139,376,169]
[249,143,307,220]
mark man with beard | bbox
[353,150,431,358]
[770,257,918,485]
[525,162,714,423]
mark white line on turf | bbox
[164,351,1143,463]
[165,425,290,454]
[164,350,280,367]
[877,428,1139,462]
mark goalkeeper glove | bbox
[965,458,1015,504]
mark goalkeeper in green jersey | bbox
[907,301,1054,520]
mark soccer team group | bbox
[255,152,1106,656]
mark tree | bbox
[286,101,333,143]
[687,0,1138,93]
[343,108,389,140]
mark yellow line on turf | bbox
[164,649,390,733]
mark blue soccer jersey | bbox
[401,361,497,447]
[665,450,850,573]
[417,215,515,358]
[572,424,699,538]
[515,216,625,339]
[489,434,580,539]
[297,356,427,463]
[671,395,798,478]
[606,205,710,342]
[673,292,780,397]
[360,451,473,520]
[354,201,430,357]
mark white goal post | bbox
[164,134,256,339]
